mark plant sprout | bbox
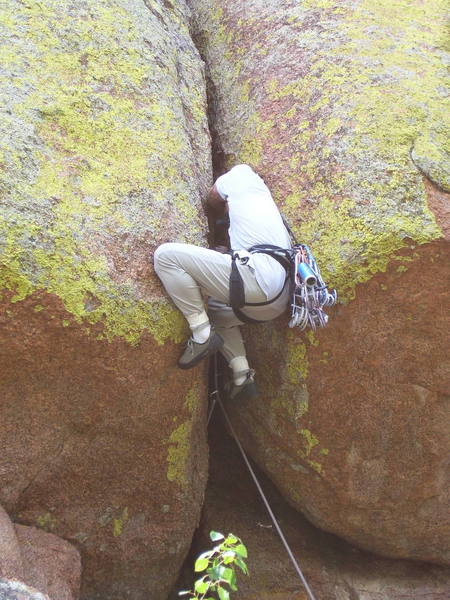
[179,531,249,600]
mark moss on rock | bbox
[0,0,210,344]
[191,0,448,300]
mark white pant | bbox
[153,243,289,363]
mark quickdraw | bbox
[289,244,337,330]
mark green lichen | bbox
[305,331,319,347]
[263,344,330,472]
[298,429,329,474]
[271,386,309,422]
[412,125,450,191]
[306,460,323,474]
[192,6,267,169]
[319,351,330,365]
[36,512,57,532]
[167,421,191,488]
[302,0,336,9]
[166,384,201,488]
[184,384,200,413]
[239,115,274,168]
[286,333,308,383]
[0,0,208,345]
[281,0,446,299]
[197,0,447,303]
[270,331,310,420]
[112,507,129,537]
[300,429,319,456]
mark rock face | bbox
[189,0,450,563]
[0,1,211,598]
[0,506,24,582]
[15,526,81,600]
[0,505,81,600]
[181,419,450,600]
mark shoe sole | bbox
[178,333,224,370]
[232,382,258,402]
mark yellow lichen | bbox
[166,384,202,488]
[297,429,329,474]
[1,0,208,345]
[200,0,447,303]
[112,507,129,537]
[36,512,57,532]
[286,334,308,382]
[300,429,319,456]
[185,385,200,413]
[166,421,191,488]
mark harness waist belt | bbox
[229,245,292,324]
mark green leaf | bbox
[235,543,248,558]
[235,557,249,575]
[210,531,225,542]
[229,569,238,591]
[198,550,214,561]
[221,567,233,583]
[194,578,209,594]
[194,558,209,572]
[226,534,238,544]
[207,564,225,581]
[222,550,236,564]
[218,586,230,600]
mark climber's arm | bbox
[204,185,229,248]
[205,184,228,214]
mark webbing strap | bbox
[229,253,290,324]
[248,244,293,272]
[208,355,318,600]
[230,257,246,308]
[281,214,299,245]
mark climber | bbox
[153,164,291,401]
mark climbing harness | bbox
[229,248,290,325]
[208,355,318,600]
[229,240,337,330]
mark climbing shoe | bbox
[178,329,224,370]
[227,369,258,402]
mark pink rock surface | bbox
[235,241,450,564]
[15,526,81,600]
[189,0,450,563]
[0,507,24,581]
[0,1,211,598]
[0,506,80,600]
[180,417,450,600]
[0,291,208,599]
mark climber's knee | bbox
[153,242,177,272]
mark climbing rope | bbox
[207,355,318,600]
